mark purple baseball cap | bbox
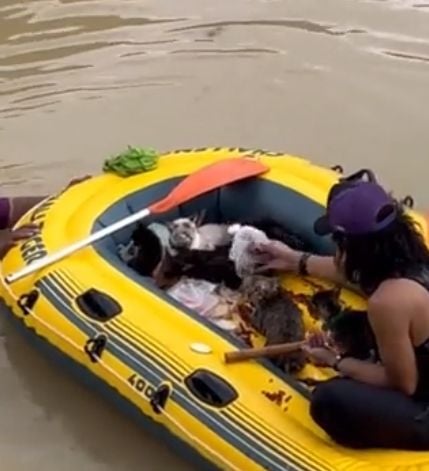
[313,180,398,236]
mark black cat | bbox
[311,289,378,361]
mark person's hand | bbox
[65,175,92,189]
[302,330,340,367]
[249,240,301,273]
[57,175,91,196]
[10,224,39,242]
[0,224,39,259]
[302,345,338,368]
[306,330,329,348]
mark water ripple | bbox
[0,0,191,117]
[170,47,281,56]
[168,19,367,37]
[382,49,429,63]
[0,0,428,123]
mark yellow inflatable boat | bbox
[2,147,429,471]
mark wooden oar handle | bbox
[224,340,306,364]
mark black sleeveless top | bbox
[414,340,429,401]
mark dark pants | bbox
[310,377,429,450]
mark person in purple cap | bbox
[0,176,90,259]
[254,178,429,450]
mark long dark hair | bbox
[333,206,429,294]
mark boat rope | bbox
[0,273,241,471]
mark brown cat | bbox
[239,275,306,374]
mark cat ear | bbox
[192,209,206,227]
[200,209,207,224]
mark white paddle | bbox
[5,157,268,284]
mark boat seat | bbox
[217,178,334,255]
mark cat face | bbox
[167,211,207,249]
[168,218,198,248]
[310,289,342,321]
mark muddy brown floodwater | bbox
[1,0,429,469]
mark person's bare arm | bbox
[305,254,345,285]
[337,282,418,395]
[368,282,418,395]
[290,250,360,292]
[253,241,351,288]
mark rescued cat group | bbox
[124,212,374,375]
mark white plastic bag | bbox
[228,224,269,277]
[167,278,220,317]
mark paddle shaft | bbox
[224,341,306,364]
[5,208,151,284]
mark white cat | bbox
[168,211,232,251]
